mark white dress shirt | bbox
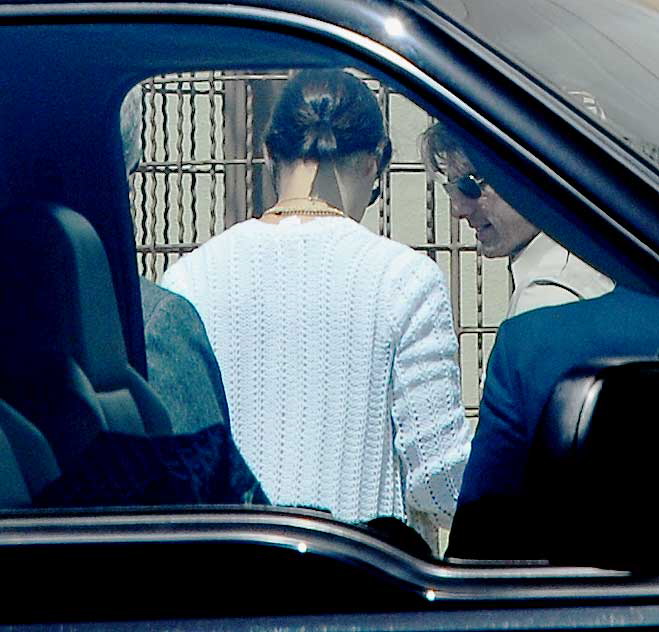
[507,232,614,318]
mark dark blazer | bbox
[140,277,231,435]
[449,286,659,557]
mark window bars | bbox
[129,72,511,420]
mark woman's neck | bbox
[277,160,322,202]
[260,160,340,224]
[260,197,345,224]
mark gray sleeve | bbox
[143,288,231,435]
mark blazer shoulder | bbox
[140,277,200,330]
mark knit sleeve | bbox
[389,254,472,530]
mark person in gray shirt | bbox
[121,85,266,504]
[120,84,230,434]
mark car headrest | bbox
[527,357,659,570]
[0,203,129,391]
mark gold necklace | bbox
[262,197,345,218]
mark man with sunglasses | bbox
[422,122,612,318]
[421,119,626,560]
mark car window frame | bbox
[1,3,659,620]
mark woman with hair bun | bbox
[162,69,471,548]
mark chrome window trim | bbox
[0,510,642,601]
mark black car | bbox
[0,0,658,628]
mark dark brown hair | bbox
[420,120,468,176]
[264,69,391,173]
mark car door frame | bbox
[1,0,659,627]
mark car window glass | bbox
[129,69,500,431]
[2,20,656,568]
[125,63,650,561]
[429,0,659,171]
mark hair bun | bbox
[303,119,337,157]
[264,69,390,166]
[309,93,334,123]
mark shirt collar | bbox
[510,232,564,284]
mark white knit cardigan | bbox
[162,217,471,530]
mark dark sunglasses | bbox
[442,173,485,199]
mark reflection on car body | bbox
[0,0,658,628]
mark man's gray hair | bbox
[120,84,143,175]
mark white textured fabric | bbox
[162,217,471,530]
[508,232,614,318]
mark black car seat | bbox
[446,357,658,568]
[525,357,659,569]
[0,203,172,469]
[0,399,60,506]
[0,425,32,508]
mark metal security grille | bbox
[129,72,511,421]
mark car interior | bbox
[446,357,659,568]
[0,9,658,625]
[0,204,173,469]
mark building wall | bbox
[129,71,513,422]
